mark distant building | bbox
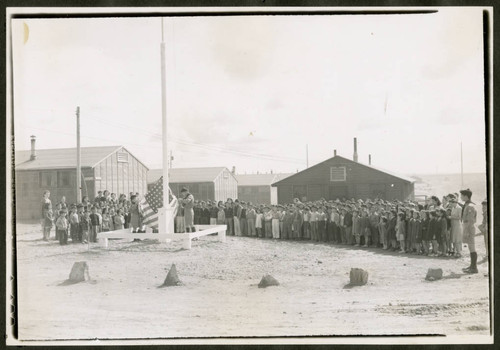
[272,155,415,203]
[15,138,148,220]
[147,167,238,202]
[236,173,293,205]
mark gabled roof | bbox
[15,146,127,171]
[272,155,415,186]
[236,173,294,186]
[147,167,233,184]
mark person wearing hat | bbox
[55,209,69,245]
[478,198,488,260]
[449,196,463,257]
[460,189,478,273]
[180,187,196,233]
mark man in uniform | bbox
[460,189,478,274]
[478,198,488,261]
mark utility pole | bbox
[76,106,81,203]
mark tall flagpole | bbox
[158,17,174,234]
[161,18,169,208]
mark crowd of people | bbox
[40,187,488,274]
[175,188,488,274]
[41,189,146,245]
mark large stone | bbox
[425,268,443,281]
[69,262,90,283]
[349,268,369,286]
[161,264,182,287]
[258,274,280,288]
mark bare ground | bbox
[14,224,490,341]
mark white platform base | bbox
[99,225,227,250]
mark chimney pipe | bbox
[353,137,358,162]
[369,154,372,165]
[334,149,337,157]
[231,166,236,174]
[30,135,37,160]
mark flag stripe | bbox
[139,176,175,230]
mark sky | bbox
[11,8,487,176]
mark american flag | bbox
[140,176,175,229]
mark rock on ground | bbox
[258,274,280,288]
[68,262,90,283]
[426,268,443,281]
[161,264,182,287]
[349,268,369,286]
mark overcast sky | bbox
[11,8,487,175]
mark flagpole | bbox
[158,17,173,234]
[161,18,169,208]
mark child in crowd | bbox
[101,208,111,232]
[69,206,79,243]
[43,203,53,241]
[318,207,327,242]
[449,197,463,258]
[264,207,273,239]
[420,210,430,255]
[80,210,91,243]
[360,210,371,247]
[210,202,219,226]
[445,208,453,255]
[55,210,69,245]
[309,206,319,242]
[114,209,125,230]
[429,210,439,256]
[352,209,360,246]
[436,208,448,256]
[216,201,226,224]
[246,204,256,237]
[412,210,422,254]
[224,202,234,236]
[255,208,263,238]
[54,203,62,241]
[302,207,311,240]
[89,206,100,243]
[271,206,280,239]
[281,207,291,240]
[379,216,388,249]
[387,211,397,250]
[396,212,406,253]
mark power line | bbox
[20,107,306,163]
[18,122,306,165]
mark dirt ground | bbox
[13,223,491,342]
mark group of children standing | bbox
[41,190,141,245]
[172,191,484,261]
